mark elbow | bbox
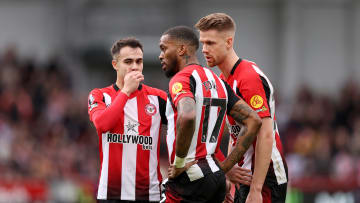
[93,115,107,132]
[178,110,196,127]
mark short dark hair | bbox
[195,13,236,32]
[110,37,143,59]
[162,26,199,51]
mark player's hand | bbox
[168,160,197,179]
[226,165,252,189]
[223,180,234,203]
[245,189,262,203]
[121,71,144,96]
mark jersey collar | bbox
[230,58,242,75]
[112,83,143,92]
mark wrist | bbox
[174,155,186,168]
[121,89,131,96]
[250,183,263,192]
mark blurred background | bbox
[0,0,360,202]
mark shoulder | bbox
[142,84,167,97]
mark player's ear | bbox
[178,45,186,56]
[112,59,118,70]
[226,36,233,49]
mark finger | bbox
[185,160,198,169]
[237,167,252,173]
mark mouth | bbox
[161,62,166,70]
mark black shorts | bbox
[234,182,287,203]
[164,161,226,203]
[98,200,158,203]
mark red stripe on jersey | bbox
[195,68,211,159]
[135,93,150,200]
[107,107,124,198]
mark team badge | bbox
[172,82,183,94]
[250,95,263,109]
[145,103,157,116]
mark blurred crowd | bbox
[0,47,98,202]
[279,81,360,190]
[0,47,359,201]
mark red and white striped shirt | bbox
[88,84,167,201]
[220,59,288,185]
[166,64,240,181]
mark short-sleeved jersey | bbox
[220,59,288,185]
[166,64,240,181]
[88,84,167,201]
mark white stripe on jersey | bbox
[186,70,202,160]
[242,145,254,171]
[251,64,287,184]
[232,80,238,93]
[165,98,175,162]
[121,97,138,200]
[97,133,110,199]
[203,68,219,154]
[148,95,161,201]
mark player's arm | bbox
[220,99,261,173]
[247,117,273,199]
[168,96,197,178]
[175,97,196,158]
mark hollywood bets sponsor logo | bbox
[107,121,153,150]
[107,133,153,150]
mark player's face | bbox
[199,29,228,67]
[112,46,143,79]
[159,35,179,78]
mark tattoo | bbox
[220,100,262,173]
[179,97,195,113]
[183,54,190,64]
[175,97,196,158]
[230,100,253,123]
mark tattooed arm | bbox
[220,99,262,173]
[175,97,196,158]
[168,97,197,179]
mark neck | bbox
[178,54,199,72]
[217,49,239,79]
[115,75,124,90]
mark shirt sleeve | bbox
[222,80,240,115]
[168,73,194,108]
[238,70,271,118]
[88,89,129,132]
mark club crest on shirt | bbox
[145,103,157,116]
[202,80,217,91]
[250,95,263,109]
[172,82,183,94]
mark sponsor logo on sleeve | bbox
[88,94,98,111]
[250,95,263,109]
[172,82,183,94]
